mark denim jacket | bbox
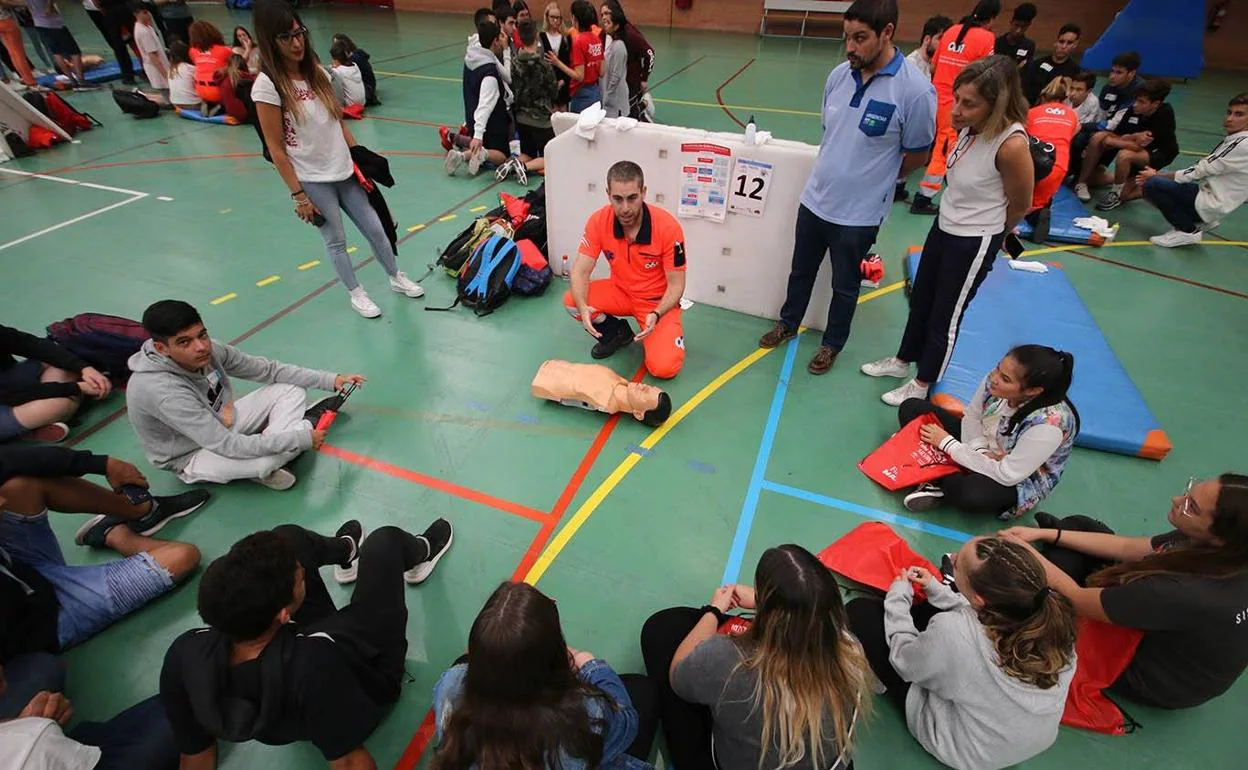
[432,660,654,770]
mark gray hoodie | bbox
[125,339,336,471]
[885,577,1076,770]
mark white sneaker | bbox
[1074,183,1091,202]
[494,156,515,181]
[255,468,296,491]
[861,356,911,379]
[349,288,381,318]
[882,379,929,407]
[1149,230,1203,248]
[333,527,366,584]
[467,147,488,176]
[389,271,425,298]
[404,518,454,585]
[444,148,465,176]
[513,158,528,186]
[1197,219,1221,232]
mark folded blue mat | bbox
[905,246,1170,460]
[1016,186,1105,245]
[36,59,143,87]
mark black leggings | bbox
[640,607,717,770]
[274,524,430,697]
[897,398,1017,515]
[845,598,942,712]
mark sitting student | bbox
[0,665,179,769]
[160,517,454,768]
[188,19,232,116]
[1,323,112,444]
[1000,473,1248,709]
[598,2,628,118]
[641,544,868,770]
[995,2,1036,68]
[329,39,365,108]
[332,33,379,105]
[895,345,1079,519]
[1075,80,1177,210]
[1020,23,1081,105]
[167,40,199,109]
[132,4,169,95]
[1024,77,1080,241]
[1067,52,1141,184]
[564,161,688,380]
[845,536,1078,770]
[448,20,512,176]
[497,17,558,183]
[1137,93,1248,247]
[1,445,204,660]
[125,300,364,491]
[1069,70,1099,127]
[432,581,655,769]
[231,24,259,74]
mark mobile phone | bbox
[940,553,959,593]
[311,212,327,227]
[120,484,153,507]
[1004,233,1025,259]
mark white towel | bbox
[614,117,639,132]
[1008,260,1049,274]
[574,103,607,139]
[1073,216,1116,238]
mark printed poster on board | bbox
[678,143,732,223]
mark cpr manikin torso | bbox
[531,360,671,426]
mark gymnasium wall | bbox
[392,0,1248,70]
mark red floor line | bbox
[1070,248,1248,299]
[391,365,643,770]
[715,58,755,128]
[321,444,549,523]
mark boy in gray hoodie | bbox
[125,300,364,491]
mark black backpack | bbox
[427,235,523,316]
[112,89,161,119]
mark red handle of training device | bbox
[315,411,338,431]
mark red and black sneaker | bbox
[438,126,453,151]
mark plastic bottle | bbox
[744,115,757,146]
[559,254,571,278]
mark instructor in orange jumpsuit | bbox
[912,0,999,215]
[564,160,687,379]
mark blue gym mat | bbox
[1083,0,1204,79]
[36,59,143,87]
[904,246,1171,460]
[1016,186,1106,245]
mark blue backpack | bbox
[426,235,522,316]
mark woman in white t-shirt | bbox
[862,56,1035,406]
[167,40,199,109]
[252,1,423,318]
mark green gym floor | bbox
[3,6,1246,769]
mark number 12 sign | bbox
[728,157,774,218]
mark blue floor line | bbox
[760,479,973,543]
[720,336,800,585]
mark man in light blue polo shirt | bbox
[758,0,936,376]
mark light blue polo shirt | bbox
[800,49,937,227]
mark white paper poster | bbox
[728,157,774,218]
[678,143,732,223]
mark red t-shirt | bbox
[192,44,232,88]
[931,25,996,106]
[569,30,603,94]
[1027,102,1079,171]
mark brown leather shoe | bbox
[758,322,798,349]
[807,346,837,375]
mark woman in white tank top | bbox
[862,56,1035,407]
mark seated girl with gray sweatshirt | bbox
[846,536,1078,770]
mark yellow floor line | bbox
[210,292,237,305]
[346,246,358,254]
[407,224,426,233]
[438,214,457,222]
[652,97,820,117]
[524,280,905,585]
[1022,240,1248,257]
[470,205,489,212]
[256,275,281,287]
[297,260,320,271]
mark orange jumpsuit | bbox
[920,24,996,198]
[564,203,687,379]
[1026,101,1079,211]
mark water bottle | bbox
[744,115,757,146]
[559,254,571,279]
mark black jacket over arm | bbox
[0,324,87,406]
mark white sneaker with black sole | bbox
[404,518,454,585]
[333,521,366,584]
[903,483,945,512]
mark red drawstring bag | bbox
[499,192,531,229]
[26,124,61,149]
[859,414,962,491]
[1062,618,1144,734]
[343,103,365,120]
[818,522,942,600]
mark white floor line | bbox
[0,167,147,197]
[0,194,148,252]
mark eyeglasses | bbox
[1179,477,1203,519]
[547,13,561,19]
[276,26,308,44]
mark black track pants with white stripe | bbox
[898,223,1004,385]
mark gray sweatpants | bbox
[177,384,310,484]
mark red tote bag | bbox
[1062,618,1145,734]
[859,413,962,491]
[818,522,942,600]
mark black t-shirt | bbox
[995,33,1035,67]
[160,628,388,762]
[1112,102,1179,160]
[1099,75,1143,121]
[1022,55,1081,105]
[1100,531,1248,708]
